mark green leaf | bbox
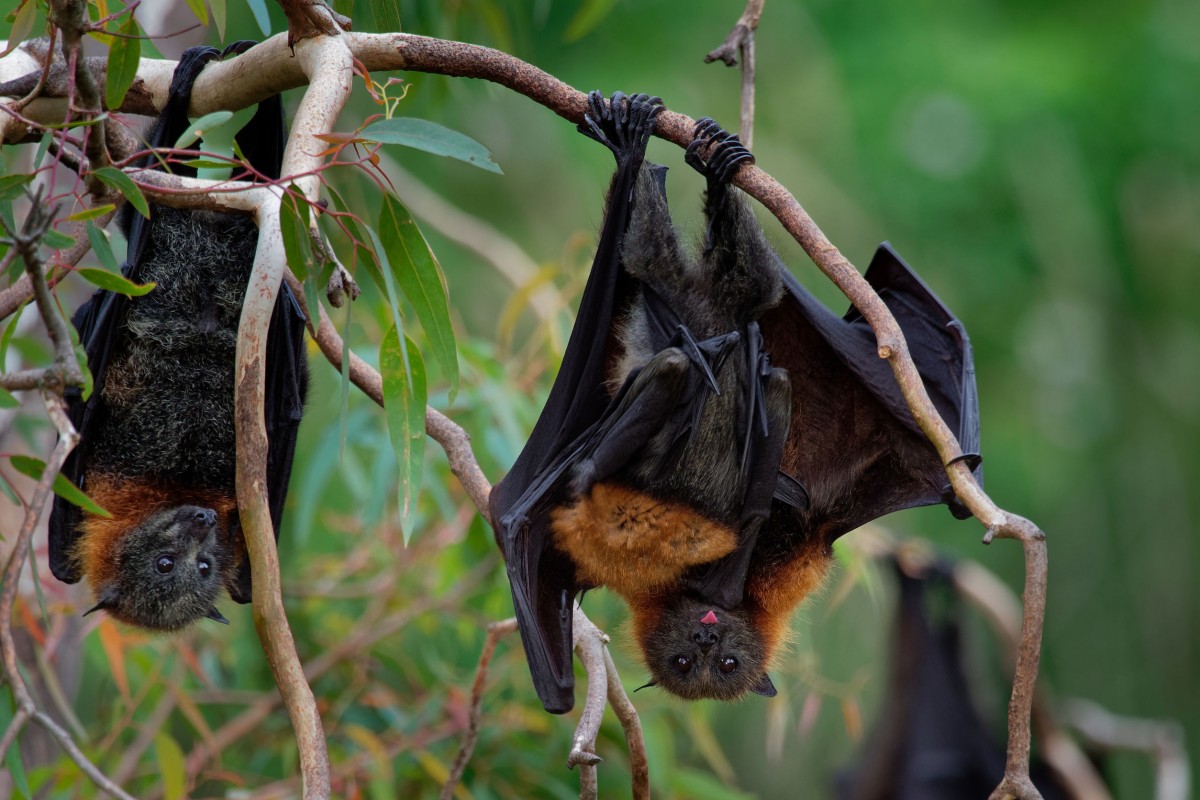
[76,267,155,296]
[66,323,94,402]
[1,0,38,58]
[280,193,323,324]
[92,166,149,218]
[381,325,426,541]
[378,194,459,400]
[172,110,234,152]
[195,106,256,183]
[66,203,116,222]
[363,227,409,379]
[180,159,235,171]
[0,687,30,797]
[244,0,272,36]
[41,229,75,249]
[182,0,208,25]
[104,17,142,112]
[279,193,315,281]
[85,223,121,272]
[154,732,187,800]
[371,0,401,34]
[0,173,32,202]
[0,388,17,408]
[359,118,503,174]
[0,310,23,367]
[564,0,616,42]
[210,0,226,38]
[8,456,111,518]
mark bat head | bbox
[637,595,777,701]
[85,504,231,631]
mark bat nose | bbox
[692,627,720,650]
[190,508,217,527]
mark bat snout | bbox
[175,505,218,535]
[692,626,720,651]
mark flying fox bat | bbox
[47,43,308,631]
[837,560,1070,800]
[489,91,982,713]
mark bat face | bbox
[85,503,233,630]
[636,597,776,701]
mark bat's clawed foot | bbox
[685,117,755,185]
[578,90,664,163]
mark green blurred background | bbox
[2,0,1197,797]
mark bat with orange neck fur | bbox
[492,91,982,714]
[47,43,307,632]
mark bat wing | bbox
[48,290,130,584]
[760,243,983,545]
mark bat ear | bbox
[205,607,230,625]
[750,673,777,698]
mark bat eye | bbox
[197,560,211,577]
[718,656,738,674]
[155,556,175,574]
[672,655,693,675]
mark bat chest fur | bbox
[551,483,738,599]
[91,208,257,486]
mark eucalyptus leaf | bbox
[360,118,502,174]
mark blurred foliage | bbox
[0,0,1197,797]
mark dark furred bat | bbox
[489,92,982,714]
[47,44,308,631]
[838,561,1070,800]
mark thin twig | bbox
[704,0,764,148]
[603,649,649,800]
[1062,699,1190,800]
[569,607,608,772]
[440,617,518,800]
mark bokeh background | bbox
[1,0,1196,797]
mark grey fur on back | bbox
[90,206,257,487]
[609,165,787,523]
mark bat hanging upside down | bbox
[47,44,308,632]
[490,92,982,713]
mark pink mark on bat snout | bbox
[700,610,719,625]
